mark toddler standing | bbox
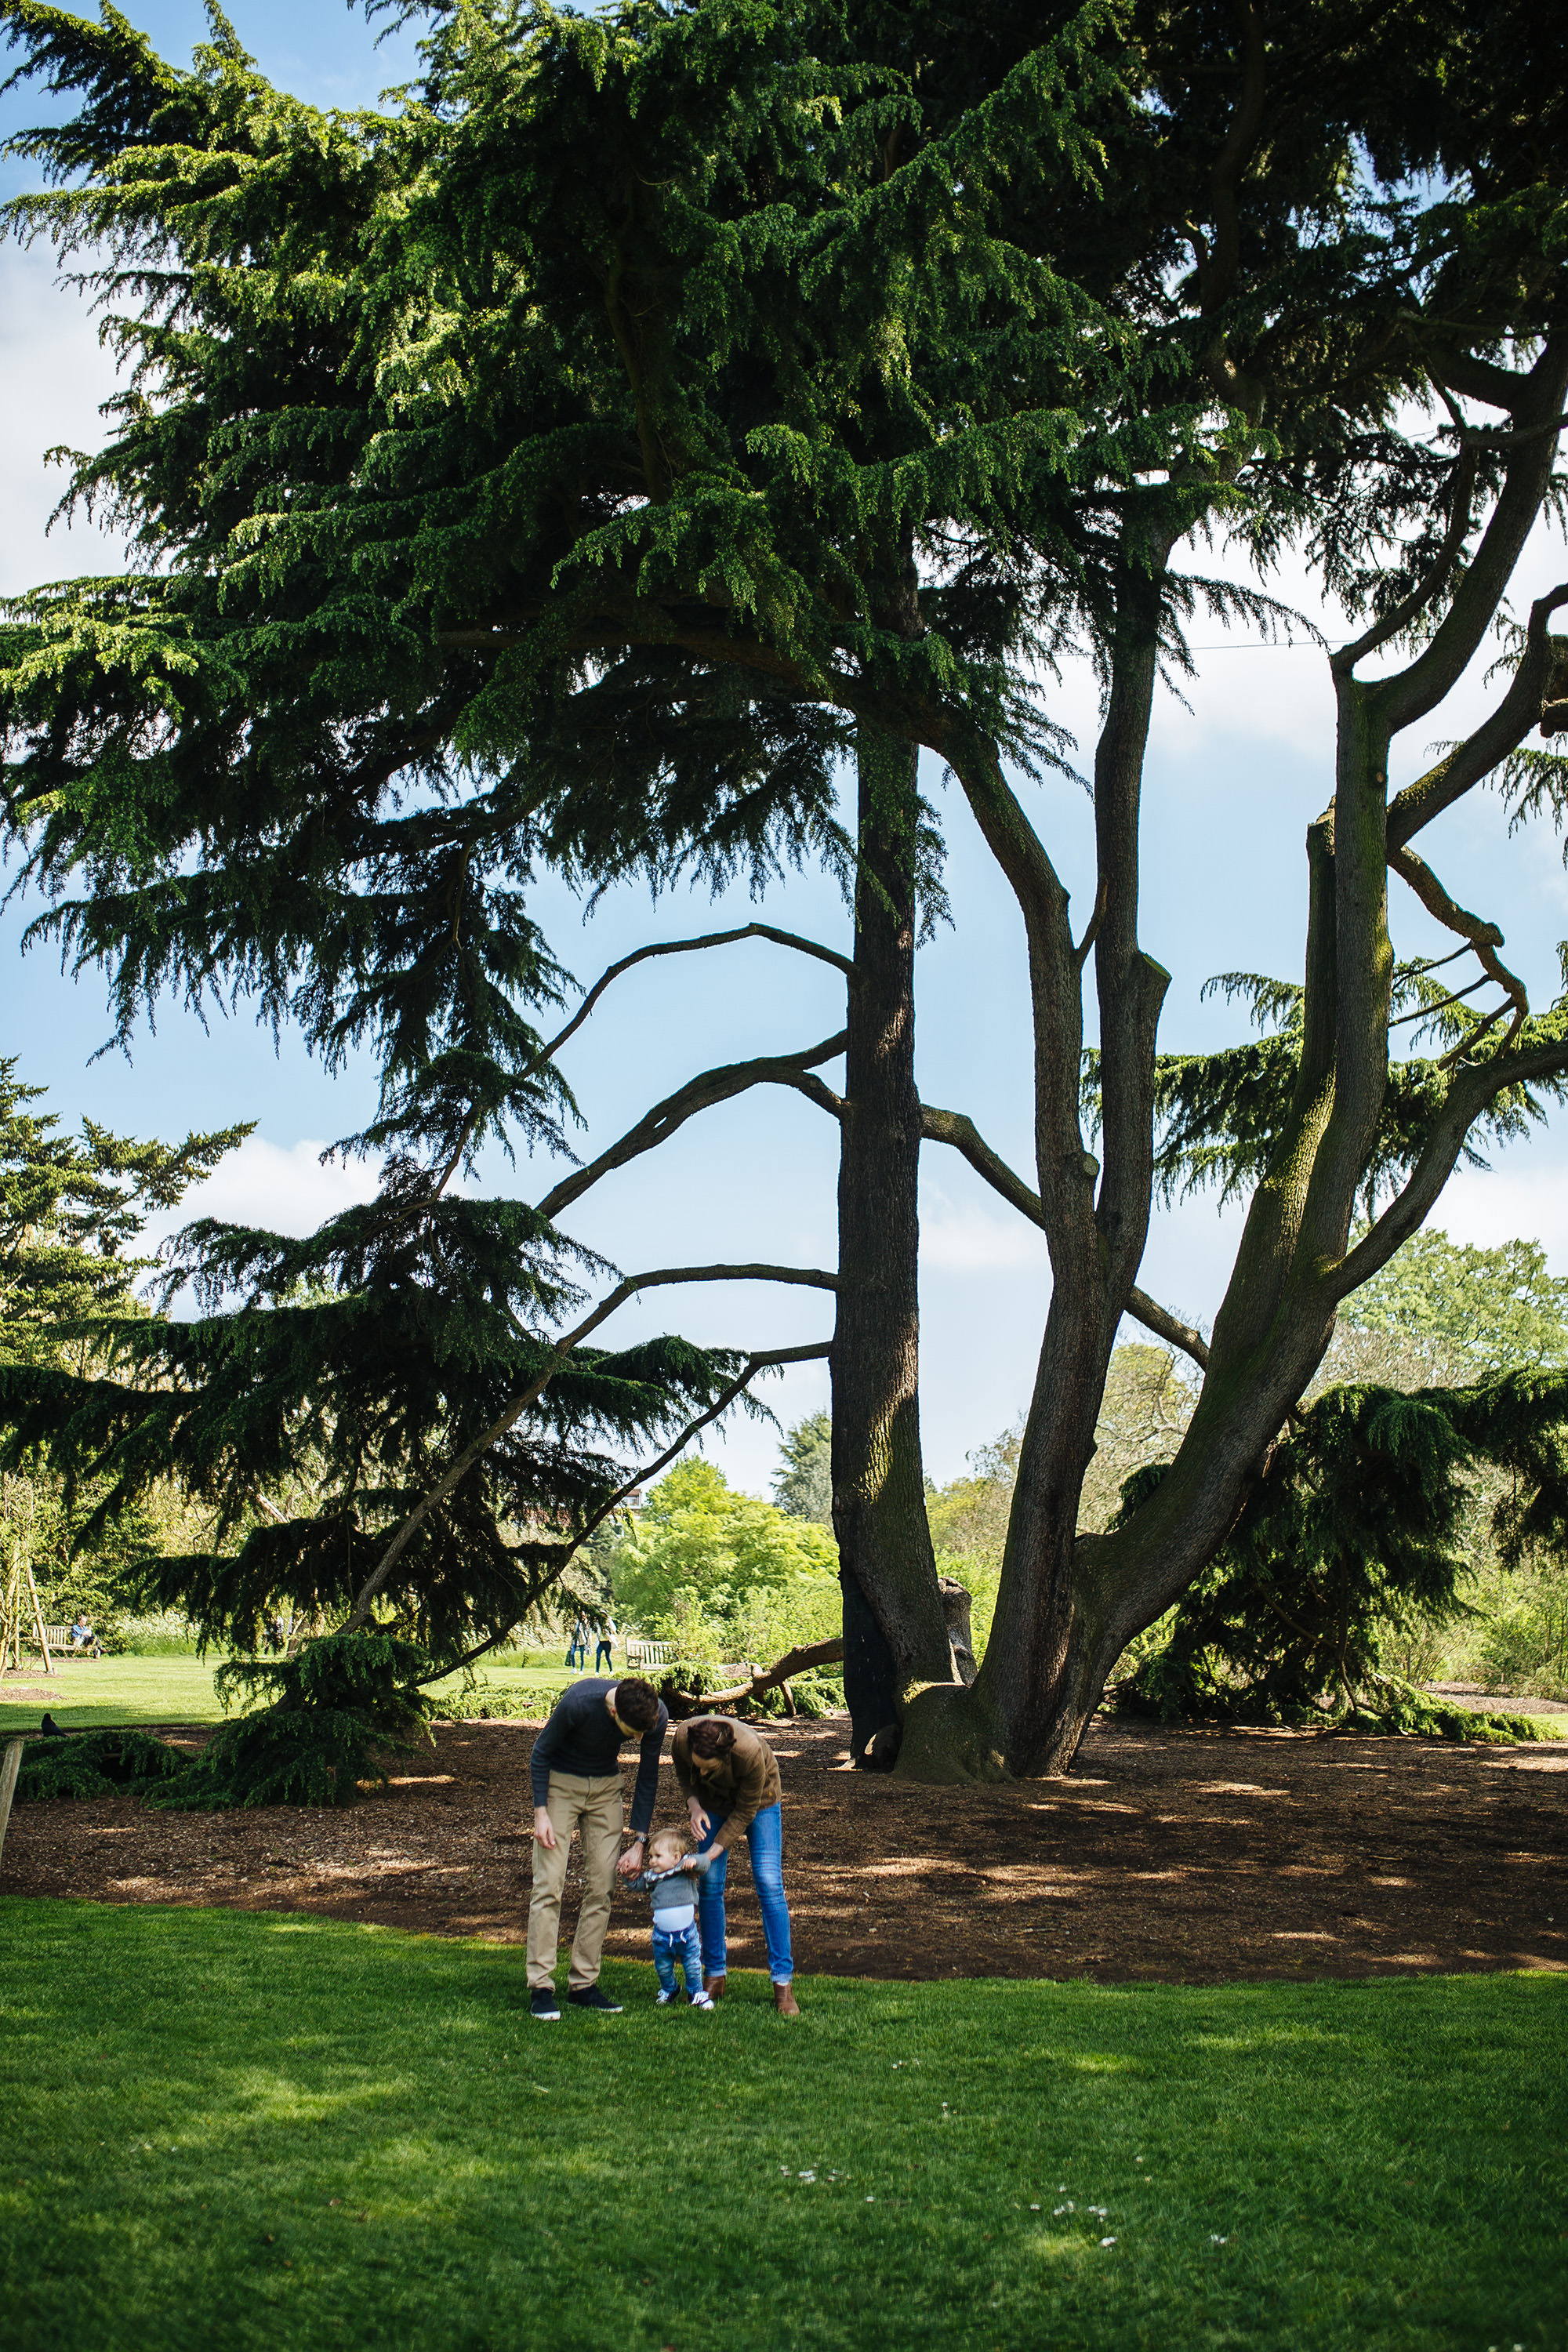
[631,1829,713,2009]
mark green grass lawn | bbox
[0,1654,236,1733]
[0,1901,1562,2352]
[0,1655,579,1737]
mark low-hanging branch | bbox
[535,924,852,1072]
[346,1261,839,1628]
[413,1338,833,1689]
[534,1033,848,1222]
[683,1635,847,1714]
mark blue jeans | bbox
[695,1801,793,1984]
[653,1920,703,1998]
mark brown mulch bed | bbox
[3,1713,1565,1983]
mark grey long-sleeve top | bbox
[528,1676,668,1838]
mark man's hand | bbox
[687,1797,710,1838]
[532,1806,557,1850]
[615,1839,644,1880]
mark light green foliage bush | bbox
[1476,1554,1568,1699]
[608,1459,840,1665]
[1322,1227,1568,1697]
[1330,1227,1568,1383]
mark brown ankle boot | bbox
[773,1982,800,2016]
[703,1974,726,2001]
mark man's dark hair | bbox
[688,1716,736,1759]
[613,1677,660,1732]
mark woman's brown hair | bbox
[688,1717,737,1759]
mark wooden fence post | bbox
[0,1737,24,1880]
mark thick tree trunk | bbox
[898,550,1174,1783]
[831,723,953,1763]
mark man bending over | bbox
[526,1675,668,2021]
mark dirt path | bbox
[4,1715,1565,1981]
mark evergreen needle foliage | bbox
[145,1624,434,1810]
[15,1726,188,1802]
[1115,1367,1568,1730]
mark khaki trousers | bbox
[526,1770,625,1991]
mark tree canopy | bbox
[1,0,1566,1785]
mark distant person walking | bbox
[593,1619,616,1673]
[564,1615,590,1670]
[673,1715,799,2015]
[525,1674,669,2021]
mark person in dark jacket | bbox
[525,1675,667,2022]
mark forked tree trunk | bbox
[898,551,1176,1783]
[831,723,953,1762]
[895,348,1568,1780]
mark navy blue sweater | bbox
[528,1677,668,1838]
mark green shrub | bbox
[144,1625,433,1810]
[430,1678,561,1720]
[1476,1560,1568,1700]
[111,1612,209,1658]
[1342,1693,1546,1744]
[16,1730,190,1802]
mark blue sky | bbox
[3,2,1566,1495]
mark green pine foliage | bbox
[145,1625,434,1810]
[1,1174,759,1660]
[0,1057,248,1356]
[1084,964,1568,1218]
[15,1726,188,1802]
[0,0,1149,1102]
[771,1409,832,1523]
[1114,1368,1568,1732]
[0,1056,247,1628]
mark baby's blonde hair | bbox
[648,1827,691,1869]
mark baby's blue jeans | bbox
[652,1919,704,1997]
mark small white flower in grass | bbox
[866,2196,875,2203]
[1210,2235,1229,2245]
[1029,2205,1040,2212]
[1100,2237,1116,2249]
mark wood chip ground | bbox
[4,1715,1565,1983]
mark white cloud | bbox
[158,1134,380,1241]
[1430,1151,1568,1272]
[920,1185,1048,1273]
[0,250,129,596]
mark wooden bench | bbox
[41,1624,101,1658]
[623,1639,675,1669]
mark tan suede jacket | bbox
[670,1718,782,1851]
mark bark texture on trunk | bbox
[831,723,952,1763]
[901,343,1568,1781]
[900,549,1174,1782]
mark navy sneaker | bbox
[529,1987,561,2022]
[568,1984,623,2014]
